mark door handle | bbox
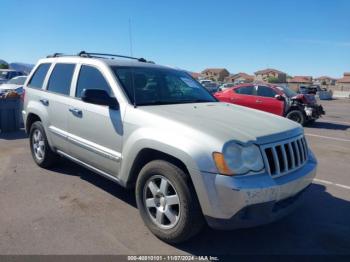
[39,99,49,106]
[69,108,82,116]
[256,100,263,103]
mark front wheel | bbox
[135,160,204,243]
[286,110,306,126]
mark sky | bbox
[1,0,350,77]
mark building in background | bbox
[224,72,254,84]
[287,76,313,91]
[314,76,337,86]
[336,72,350,91]
[201,68,230,82]
[189,72,203,80]
[254,68,287,83]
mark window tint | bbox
[235,86,255,95]
[28,63,51,89]
[76,65,112,98]
[47,64,75,95]
[257,86,277,98]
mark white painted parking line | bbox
[314,178,350,190]
[305,133,350,142]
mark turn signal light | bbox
[212,152,233,176]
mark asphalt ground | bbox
[0,99,349,256]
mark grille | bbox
[261,135,308,177]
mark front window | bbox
[112,67,216,106]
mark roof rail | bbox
[77,51,149,63]
[46,53,65,58]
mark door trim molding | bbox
[49,125,122,162]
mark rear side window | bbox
[257,86,277,98]
[47,64,75,95]
[28,63,51,89]
[235,86,255,95]
[75,65,112,98]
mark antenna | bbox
[129,18,133,57]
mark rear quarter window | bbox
[28,63,51,89]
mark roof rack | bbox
[77,51,149,63]
[46,51,152,63]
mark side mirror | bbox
[81,89,119,109]
[275,94,284,101]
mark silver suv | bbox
[23,52,317,243]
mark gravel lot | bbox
[0,99,349,255]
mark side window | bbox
[75,65,112,98]
[235,86,254,95]
[257,86,277,98]
[47,64,75,95]
[28,63,51,89]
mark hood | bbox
[139,102,303,145]
[292,94,317,105]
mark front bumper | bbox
[305,104,325,119]
[195,150,317,230]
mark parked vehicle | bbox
[0,76,26,96]
[23,52,317,243]
[299,85,332,100]
[0,69,25,84]
[214,83,325,125]
[218,83,235,91]
[199,79,218,93]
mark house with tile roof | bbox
[201,68,230,82]
[224,72,254,84]
[314,76,337,86]
[287,76,313,91]
[254,68,287,83]
[336,72,350,91]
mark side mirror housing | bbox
[81,89,119,109]
[275,94,284,101]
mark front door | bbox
[68,65,123,177]
[256,86,284,115]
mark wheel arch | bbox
[125,148,191,189]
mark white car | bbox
[0,76,27,96]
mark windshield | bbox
[7,76,26,85]
[112,66,217,106]
[277,85,298,98]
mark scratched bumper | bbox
[201,150,317,230]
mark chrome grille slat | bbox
[288,142,295,169]
[261,135,308,177]
[281,145,288,173]
[271,147,280,175]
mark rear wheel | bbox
[135,160,204,243]
[286,110,306,126]
[29,121,58,168]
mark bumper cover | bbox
[206,185,310,230]
[197,150,317,230]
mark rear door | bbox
[67,64,123,177]
[44,63,76,152]
[256,85,284,115]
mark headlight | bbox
[213,143,264,176]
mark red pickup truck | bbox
[214,84,325,125]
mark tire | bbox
[29,121,58,168]
[286,110,306,126]
[135,160,204,243]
